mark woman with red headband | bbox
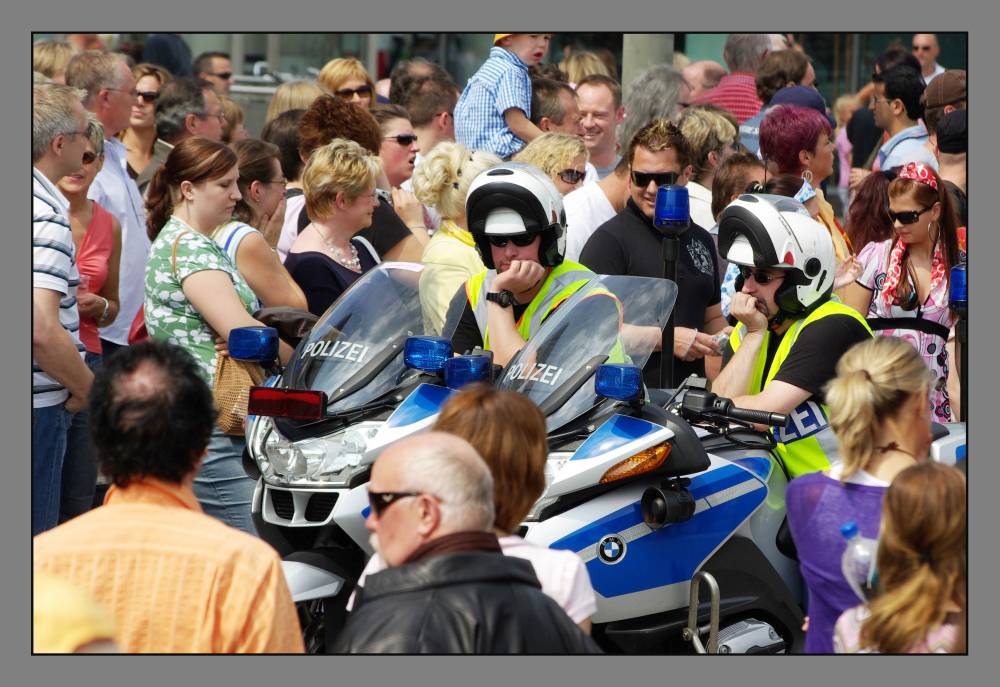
[844,162,961,422]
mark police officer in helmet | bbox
[712,194,873,478]
[446,163,594,365]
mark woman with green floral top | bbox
[144,137,291,535]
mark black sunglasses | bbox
[335,84,372,99]
[367,490,423,518]
[208,71,233,80]
[558,168,586,185]
[384,133,418,146]
[487,234,536,248]
[631,170,679,189]
[136,90,159,104]
[738,266,785,285]
[887,203,936,225]
[81,151,99,165]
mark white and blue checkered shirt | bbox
[454,46,532,159]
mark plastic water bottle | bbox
[840,521,878,602]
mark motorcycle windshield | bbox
[282,263,441,414]
[497,275,677,432]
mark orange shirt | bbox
[33,477,304,654]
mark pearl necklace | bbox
[312,225,361,271]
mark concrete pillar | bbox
[621,34,674,89]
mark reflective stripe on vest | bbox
[466,260,593,350]
[728,299,873,478]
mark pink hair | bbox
[759,105,832,175]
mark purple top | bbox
[785,471,887,654]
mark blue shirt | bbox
[454,47,532,159]
[879,122,938,171]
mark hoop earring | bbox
[927,220,939,244]
[801,169,814,184]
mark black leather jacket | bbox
[332,551,601,654]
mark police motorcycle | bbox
[230,261,491,653]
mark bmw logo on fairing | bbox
[597,535,626,564]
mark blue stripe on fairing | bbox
[384,384,453,429]
[585,489,766,596]
[569,414,662,461]
[730,456,772,482]
[957,444,966,461]
[549,464,766,597]
[362,505,371,519]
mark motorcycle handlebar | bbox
[723,405,789,428]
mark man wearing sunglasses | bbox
[912,34,946,84]
[447,163,594,366]
[580,118,729,388]
[333,433,598,654]
[192,51,234,96]
[713,195,872,478]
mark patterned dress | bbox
[144,216,258,385]
[856,238,956,421]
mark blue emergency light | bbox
[403,336,453,373]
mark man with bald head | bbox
[682,60,727,100]
[333,432,599,654]
[912,34,946,84]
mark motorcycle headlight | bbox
[250,419,382,487]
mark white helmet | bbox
[466,162,567,269]
[718,194,836,321]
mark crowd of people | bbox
[32,32,966,654]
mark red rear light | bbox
[248,387,327,420]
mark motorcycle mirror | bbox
[595,363,643,402]
[228,326,279,364]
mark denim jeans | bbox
[32,403,71,535]
[60,352,103,523]
[193,428,258,536]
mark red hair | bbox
[759,105,832,175]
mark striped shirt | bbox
[33,477,305,653]
[454,46,532,158]
[32,168,84,408]
[691,73,763,125]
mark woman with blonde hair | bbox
[317,57,375,109]
[350,385,597,632]
[33,40,77,83]
[785,335,936,653]
[835,462,965,653]
[284,138,383,316]
[264,80,323,124]
[559,49,614,86]
[411,141,501,334]
[512,132,589,196]
[220,95,248,144]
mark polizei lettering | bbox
[505,362,564,386]
[301,340,370,363]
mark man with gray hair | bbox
[65,50,147,357]
[690,33,771,124]
[616,64,691,158]
[133,77,226,193]
[333,433,599,654]
[32,83,94,535]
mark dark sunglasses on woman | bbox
[487,234,537,248]
[384,134,418,146]
[136,90,159,104]
[886,203,936,226]
[558,168,586,185]
[335,84,373,99]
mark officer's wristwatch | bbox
[485,289,516,308]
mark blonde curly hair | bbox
[411,142,502,221]
[512,133,588,187]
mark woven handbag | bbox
[171,228,265,435]
[212,352,265,435]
